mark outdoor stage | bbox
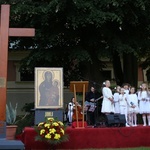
[18,125,150,149]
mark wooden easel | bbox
[70,81,89,128]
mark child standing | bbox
[127,87,139,126]
[122,83,130,125]
[138,83,150,126]
[119,88,129,127]
[122,83,130,95]
[113,86,121,114]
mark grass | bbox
[102,148,150,150]
[81,148,150,150]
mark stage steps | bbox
[0,139,24,150]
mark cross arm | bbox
[9,28,35,37]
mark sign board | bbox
[35,109,63,125]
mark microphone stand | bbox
[93,91,97,127]
[93,99,97,127]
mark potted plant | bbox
[6,102,18,140]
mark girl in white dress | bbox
[122,83,130,95]
[138,83,150,126]
[101,80,114,114]
[122,83,130,125]
[127,87,139,126]
[113,86,121,114]
[118,88,128,126]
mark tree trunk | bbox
[112,51,124,86]
[83,51,104,90]
[123,53,138,88]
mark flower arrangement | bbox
[35,117,68,145]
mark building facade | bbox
[7,51,148,115]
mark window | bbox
[100,67,114,81]
[20,71,34,81]
[15,63,34,81]
[101,70,112,80]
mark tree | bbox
[1,0,150,87]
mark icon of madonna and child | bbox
[39,71,60,106]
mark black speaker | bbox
[105,114,126,127]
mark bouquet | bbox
[35,117,68,145]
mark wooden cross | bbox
[0,5,35,123]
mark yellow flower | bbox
[58,121,64,126]
[35,117,68,144]
[52,122,59,126]
[38,122,44,127]
[60,128,64,135]
[47,118,54,121]
[49,128,56,134]
[40,129,45,135]
[44,123,50,128]
[45,133,51,139]
[54,133,61,140]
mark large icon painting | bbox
[35,67,63,109]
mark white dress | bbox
[101,87,114,113]
[124,89,129,95]
[127,94,139,113]
[113,92,120,113]
[138,91,150,114]
[118,94,128,122]
[67,102,74,123]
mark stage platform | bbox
[18,125,150,149]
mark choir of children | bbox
[101,80,150,127]
[113,82,150,127]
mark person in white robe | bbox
[138,83,150,126]
[101,80,114,114]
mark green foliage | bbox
[1,0,150,84]
[15,102,34,134]
[6,102,17,125]
[16,113,34,134]
[21,102,34,112]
